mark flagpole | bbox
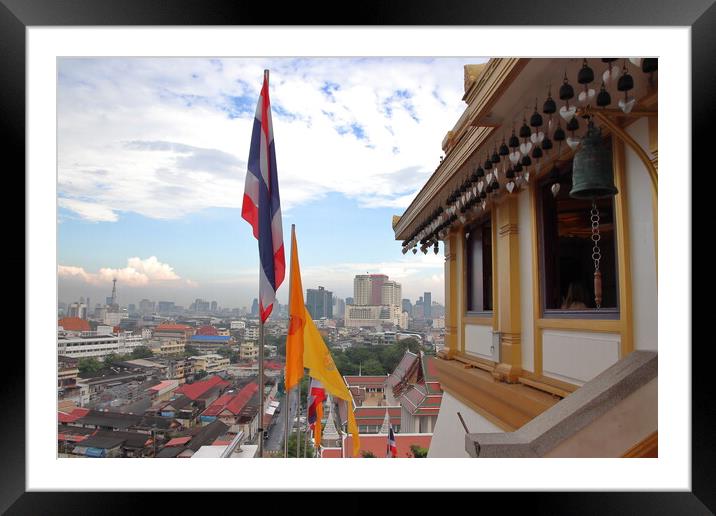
[296,376,302,458]
[283,224,296,458]
[258,316,265,457]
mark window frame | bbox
[464,214,494,317]
[536,159,621,320]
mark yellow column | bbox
[493,196,522,383]
[444,229,459,357]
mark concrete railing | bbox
[465,350,657,458]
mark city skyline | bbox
[57,57,484,308]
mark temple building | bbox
[393,58,658,457]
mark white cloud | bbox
[58,198,118,222]
[57,57,487,221]
[59,256,183,287]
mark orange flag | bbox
[284,225,305,391]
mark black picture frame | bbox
[6,0,709,512]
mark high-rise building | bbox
[353,274,388,305]
[157,301,175,314]
[333,297,346,317]
[381,281,402,307]
[424,292,432,319]
[402,299,413,315]
[139,299,155,313]
[210,300,218,312]
[346,297,354,306]
[307,286,333,319]
[128,303,136,314]
[251,298,259,317]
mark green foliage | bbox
[286,431,315,458]
[194,370,208,380]
[184,345,199,357]
[330,338,424,377]
[360,450,376,458]
[410,444,428,458]
[130,346,153,359]
[78,357,103,375]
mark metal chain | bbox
[591,200,602,309]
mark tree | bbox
[78,357,102,376]
[361,357,385,375]
[130,346,153,359]
[184,345,199,357]
[410,444,428,458]
[286,431,315,458]
[360,450,376,458]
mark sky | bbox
[57,57,489,309]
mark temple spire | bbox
[379,407,391,434]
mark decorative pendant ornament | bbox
[601,58,618,84]
[412,247,418,254]
[486,172,493,184]
[628,58,642,68]
[596,81,611,107]
[491,147,500,165]
[549,163,561,198]
[559,71,574,101]
[481,200,486,210]
[509,150,521,164]
[566,116,580,150]
[577,59,596,104]
[530,99,543,128]
[519,114,532,153]
[506,181,515,193]
[499,138,510,158]
[617,60,635,113]
[543,88,557,132]
[641,58,657,74]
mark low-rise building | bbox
[189,334,233,354]
[189,354,230,374]
[239,341,258,361]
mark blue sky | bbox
[57,57,488,308]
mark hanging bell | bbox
[499,141,510,156]
[530,109,543,128]
[617,69,634,92]
[541,137,553,150]
[596,83,611,107]
[642,58,657,73]
[543,93,557,114]
[509,130,520,148]
[578,59,594,84]
[570,121,619,199]
[559,74,574,100]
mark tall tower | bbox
[109,278,118,312]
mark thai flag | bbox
[307,379,326,428]
[387,425,397,458]
[242,70,286,323]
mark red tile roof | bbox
[344,375,388,386]
[196,325,218,335]
[353,406,401,426]
[201,383,258,417]
[342,433,432,458]
[165,436,191,447]
[155,324,194,332]
[175,375,229,400]
[58,317,90,332]
[58,407,90,423]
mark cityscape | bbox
[58,274,443,458]
[58,56,659,461]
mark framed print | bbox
[6,0,711,512]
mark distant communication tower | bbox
[111,278,117,306]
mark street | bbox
[264,388,299,453]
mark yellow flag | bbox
[302,308,360,457]
[284,226,305,391]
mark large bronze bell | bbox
[570,121,618,199]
